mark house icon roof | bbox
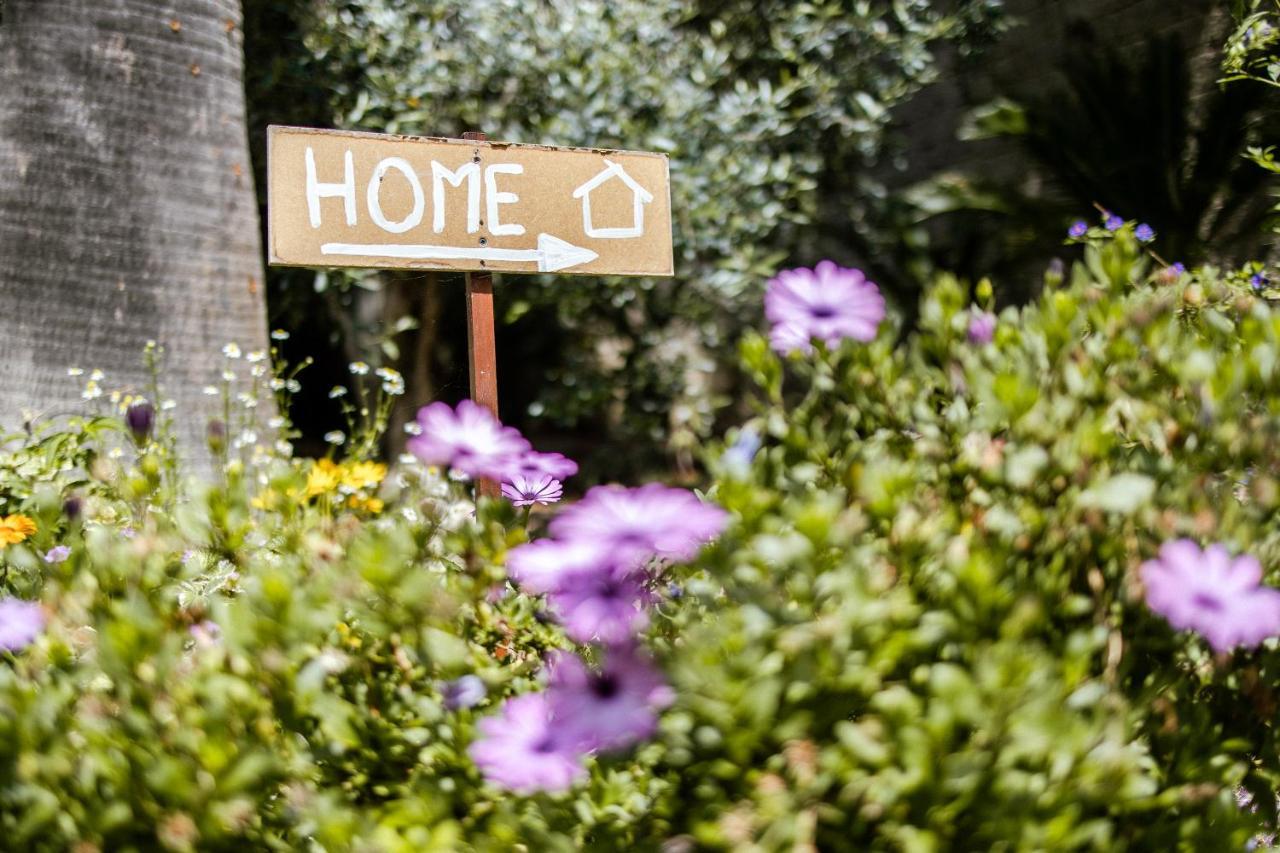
[572,159,654,239]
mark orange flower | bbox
[345,494,385,514]
[0,514,37,547]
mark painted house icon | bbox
[572,159,654,239]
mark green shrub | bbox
[2,220,1280,849]
[654,224,1280,848]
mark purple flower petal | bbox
[967,311,996,345]
[1141,539,1280,653]
[503,450,579,482]
[549,483,727,563]
[0,598,44,651]
[506,538,621,595]
[406,400,531,479]
[764,261,885,355]
[501,474,564,507]
[188,620,222,647]
[468,693,587,793]
[442,674,487,711]
[547,648,674,752]
[548,565,651,645]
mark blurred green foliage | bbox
[246,0,1004,479]
[908,25,1278,298]
[3,225,1280,847]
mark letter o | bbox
[366,157,425,234]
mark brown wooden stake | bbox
[462,131,501,499]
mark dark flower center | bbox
[1192,592,1224,612]
[532,736,558,754]
[808,304,838,319]
[591,674,620,699]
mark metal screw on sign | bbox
[461,130,501,500]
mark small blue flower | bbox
[1105,214,1124,232]
[441,675,486,711]
[1068,220,1088,239]
[1135,223,1155,243]
[1172,262,1186,274]
[722,426,761,476]
[1251,273,1269,291]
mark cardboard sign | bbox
[267,126,674,277]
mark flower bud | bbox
[441,675,486,711]
[62,494,83,521]
[124,401,155,444]
[1044,258,1065,288]
[206,419,226,454]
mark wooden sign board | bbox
[267,125,674,277]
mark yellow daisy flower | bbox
[341,460,387,492]
[0,514,37,547]
[305,459,342,498]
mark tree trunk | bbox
[0,0,268,467]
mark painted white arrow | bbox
[319,233,599,273]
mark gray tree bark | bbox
[0,0,268,467]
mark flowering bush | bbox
[4,219,1280,848]
[659,224,1280,848]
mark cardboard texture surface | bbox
[267,126,674,277]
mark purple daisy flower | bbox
[547,649,675,752]
[1135,223,1155,243]
[442,674,487,711]
[764,261,885,355]
[501,474,564,508]
[548,564,652,645]
[502,450,579,482]
[42,545,71,564]
[407,400,531,480]
[967,310,996,345]
[1141,539,1280,653]
[0,598,44,651]
[549,483,728,563]
[468,693,587,793]
[1068,220,1088,239]
[1105,214,1124,231]
[506,538,620,595]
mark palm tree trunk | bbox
[0,0,269,466]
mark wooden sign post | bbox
[265,125,674,495]
[460,131,499,496]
